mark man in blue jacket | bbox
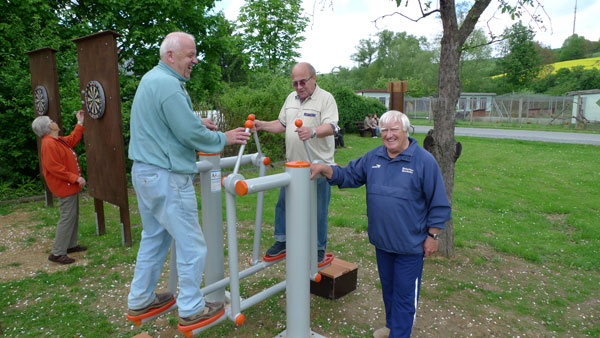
[126,32,250,328]
[310,110,452,338]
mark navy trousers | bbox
[376,248,424,338]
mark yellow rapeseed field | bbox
[543,56,600,74]
[493,56,600,79]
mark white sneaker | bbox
[373,326,390,338]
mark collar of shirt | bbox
[158,60,189,83]
[376,137,418,161]
[295,84,322,103]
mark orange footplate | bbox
[263,252,286,262]
[126,298,176,326]
[178,308,225,338]
[318,253,334,268]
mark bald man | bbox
[254,62,339,264]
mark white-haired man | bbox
[126,31,250,328]
[310,110,452,338]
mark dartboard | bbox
[34,85,49,115]
[85,80,106,119]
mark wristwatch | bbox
[311,128,317,138]
[427,231,439,240]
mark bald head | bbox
[291,62,317,100]
[159,32,198,79]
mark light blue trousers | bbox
[127,162,207,317]
[274,177,330,251]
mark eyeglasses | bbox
[292,76,313,88]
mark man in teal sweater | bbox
[126,31,249,328]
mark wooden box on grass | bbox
[310,258,358,299]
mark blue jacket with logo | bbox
[328,137,452,255]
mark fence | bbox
[403,94,582,126]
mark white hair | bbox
[32,116,52,138]
[379,110,411,134]
[159,32,195,60]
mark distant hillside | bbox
[541,56,600,75]
[493,56,600,79]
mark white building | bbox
[567,89,600,124]
[354,89,495,113]
[354,89,389,107]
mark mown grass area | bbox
[0,134,599,337]
[411,118,600,133]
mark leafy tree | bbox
[351,37,378,67]
[237,0,308,72]
[496,21,542,92]
[342,30,438,94]
[372,30,435,81]
[0,0,229,192]
[559,34,587,61]
[532,66,600,95]
[389,0,545,256]
[214,17,250,83]
[534,42,555,65]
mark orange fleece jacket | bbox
[40,124,85,197]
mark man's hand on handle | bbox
[225,127,251,145]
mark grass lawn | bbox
[0,134,598,337]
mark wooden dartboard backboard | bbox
[25,47,63,194]
[73,31,127,207]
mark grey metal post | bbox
[285,161,311,337]
[251,131,267,265]
[199,153,225,302]
[251,160,267,265]
[309,170,319,278]
[225,189,243,322]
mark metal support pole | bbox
[225,191,243,322]
[284,161,311,337]
[199,153,226,302]
[251,160,267,265]
[309,171,319,278]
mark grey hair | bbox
[159,32,195,60]
[379,110,411,134]
[32,116,52,138]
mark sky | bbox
[214,0,600,74]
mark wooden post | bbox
[387,81,408,112]
[575,95,583,129]
[518,96,523,127]
[25,47,62,208]
[73,31,132,246]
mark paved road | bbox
[412,125,600,145]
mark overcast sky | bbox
[215,0,600,74]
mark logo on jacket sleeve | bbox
[402,167,414,174]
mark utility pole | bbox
[573,0,577,35]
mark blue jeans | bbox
[273,177,330,251]
[127,161,207,317]
[376,248,424,338]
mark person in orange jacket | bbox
[32,110,87,264]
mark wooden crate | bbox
[310,258,358,299]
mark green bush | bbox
[216,73,290,161]
[324,86,387,133]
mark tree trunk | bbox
[429,0,491,257]
[433,2,460,257]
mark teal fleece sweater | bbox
[128,61,226,174]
